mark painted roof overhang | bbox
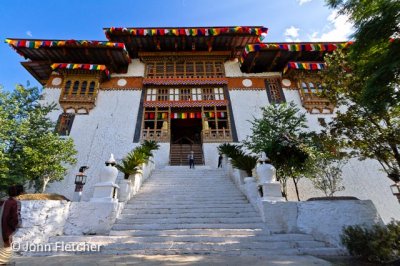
[5,38,131,84]
[104,26,268,58]
[240,41,352,73]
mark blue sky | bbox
[0,0,353,91]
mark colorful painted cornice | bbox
[105,27,268,40]
[283,62,326,73]
[241,42,353,62]
[5,39,126,49]
[51,63,110,78]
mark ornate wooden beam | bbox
[267,51,281,71]
[247,51,260,73]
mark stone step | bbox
[119,212,259,219]
[102,241,298,251]
[99,248,303,256]
[112,223,267,230]
[109,228,268,237]
[131,195,247,200]
[123,204,253,209]
[50,233,317,244]
[114,217,263,224]
[121,207,257,215]
[124,200,249,205]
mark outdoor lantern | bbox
[73,166,89,202]
[390,183,400,203]
[74,172,87,190]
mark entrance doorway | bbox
[169,110,204,165]
[170,118,202,144]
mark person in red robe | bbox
[0,185,22,264]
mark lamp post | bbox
[73,166,88,202]
[390,183,400,203]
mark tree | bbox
[321,50,400,183]
[311,157,346,197]
[326,0,400,113]
[321,0,400,183]
[244,102,314,201]
[0,85,77,193]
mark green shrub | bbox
[141,140,160,156]
[116,143,157,179]
[217,143,242,159]
[230,153,258,177]
[341,220,400,263]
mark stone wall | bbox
[13,201,70,245]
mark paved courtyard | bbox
[14,254,332,266]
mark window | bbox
[214,87,224,100]
[265,77,286,104]
[80,81,87,96]
[298,79,334,114]
[192,88,202,100]
[203,88,214,100]
[145,60,224,78]
[300,81,322,96]
[64,80,71,96]
[72,81,79,95]
[88,81,96,95]
[55,113,75,136]
[157,88,168,101]
[146,89,157,101]
[62,79,98,98]
[169,88,179,101]
[180,88,191,101]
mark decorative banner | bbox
[51,63,110,78]
[240,42,353,62]
[5,39,126,49]
[105,27,268,41]
[283,62,326,73]
[171,112,202,119]
[157,112,168,119]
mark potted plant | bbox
[230,152,258,179]
[116,147,148,202]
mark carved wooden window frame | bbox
[265,77,286,104]
[55,113,75,136]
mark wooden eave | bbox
[106,33,261,58]
[241,49,326,73]
[21,61,53,85]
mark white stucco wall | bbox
[296,200,383,246]
[45,89,142,201]
[153,143,170,169]
[229,90,269,141]
[112,59,145,77]
[203,143,221,168]
[13,201,70,245]
[224,60,280,78]
[64,202,121,235]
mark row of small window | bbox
[64,80,97,96]
[146,61,224,78]
[145,88,225,101]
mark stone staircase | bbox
[44,167,343,256]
